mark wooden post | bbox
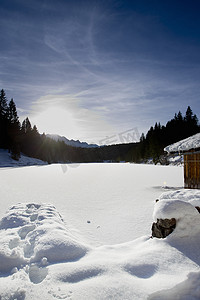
[184,154,188,188]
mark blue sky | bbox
[1,0,200,144]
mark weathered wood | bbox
[184,151,200,189]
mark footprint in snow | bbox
[58,268,103,283]
[29,264,48,284]
[124,263,157,279]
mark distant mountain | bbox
[46,134,98,148]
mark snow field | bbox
[1,163,200,299]
[0,163,184,245]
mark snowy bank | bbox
[0,149,47,167]
[1,188,200,299]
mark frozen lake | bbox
[0,163,184,245]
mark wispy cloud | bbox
[1,0,200,142]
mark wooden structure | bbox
[184,150,200,189]
[164,133,200,189]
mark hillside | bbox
[0,149,46,167]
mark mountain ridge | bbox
[46,134,98,148]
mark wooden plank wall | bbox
[184,152,200,189]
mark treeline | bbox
[138,106,200,163]
[0,89,21,158]
[0,89,199,164]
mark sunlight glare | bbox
[32,106,78,138]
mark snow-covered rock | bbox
[153,189,200,238]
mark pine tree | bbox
[184,106,193,122]
[0,89,9,148]
[21,117,32,134]
[0,89,8,118]
[8,99,19,125]
[7,99,21,159]
[177,111,183,121]
[184,106,199,137]
[32,125,39,135]
[140,133,145,142]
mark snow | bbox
[0,203,89,274]
[0,162,200,299]
[0,149,47,168]
[153,191,200,238]
[0,163,183,245]
[149,271,200,300]
[149,189,200,300]
[153,199,198,222]
[164,132,200,153]
[168,154,183,165]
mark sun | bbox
[31,106,78,138]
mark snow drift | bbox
[1,188,200,299]
[153,190,200,238]
[0,203,89,274]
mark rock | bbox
[195,206,200,213]
[152,218,176,238]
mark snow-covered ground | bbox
[0,149,47,168]
[0,161,200,299]
[0,162,183,245]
